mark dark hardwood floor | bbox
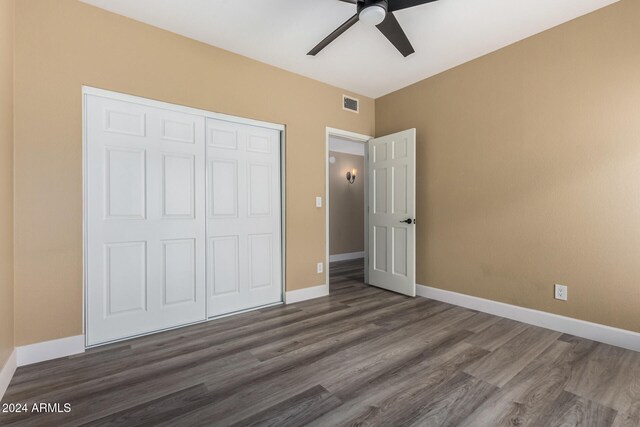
[1,259,638,426]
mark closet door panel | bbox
[86,95,206,346]
[206,119,282,317]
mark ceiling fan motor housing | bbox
[358,0,388,26]
[358,0,388,13]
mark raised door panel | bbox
[373,168,387,214]
[162,154,195,219]
[162,119,195,144]
[392,138,408,160]
[249,234,273,289]
[104,109,146,137]
[209,159,238,218]
[393,165,408,214]
[248,163,272,217]
[374,141,388,163]
[374,226,388,273]
[162,239,196,306]
[247,134,272,154]
[209,236,240,296]
[104,242,147,316]
[392,227,408,277]
[208,128,238,151]
[105,147,146,220]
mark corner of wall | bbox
[0,0,16,395]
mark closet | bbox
[84,88,283,346]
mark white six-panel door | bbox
[86,91,283,346]
[206,119,282,317]
[367,129,416,297]
[86,95,207,345]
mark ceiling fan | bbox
[308,0,438,57]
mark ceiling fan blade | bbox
[336,0,358,3]
[307,14,359,56]
[376,12,415,57]
[388,0,438,12]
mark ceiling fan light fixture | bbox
[359,3,387,26]
[307,0,423,57]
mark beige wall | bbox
[11,0,639,347]
[13,0,374,346]
[0,0,15,366]
[329,151,365,256]
[376,0,640,333]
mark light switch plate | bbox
[315,196,322,208]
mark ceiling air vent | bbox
[343,95,359,113]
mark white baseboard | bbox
[329,251,365,262]
[417,285,640,353]
[285,284,329,304]
[17,335,85,366]
[0,349,17,401]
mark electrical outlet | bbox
[554,284,568,301]
[317,262,323,274]
[315,197,322,208]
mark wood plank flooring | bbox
[1,259,638,426]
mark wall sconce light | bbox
[346,168,357,184]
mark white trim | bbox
[326,127,371,142]
[325,127,372,289]
[82,86,285,131]
[0,349,17,401]
[82,88,88,339]
[417,284,640,353]
[16,335,85,367]
[285,284,329,304]
[280,128,287,304]
[329,251,365,262]
[363,143,370,285]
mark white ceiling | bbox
[80,0,619,98]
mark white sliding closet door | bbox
[206,118,282,317]
[86,95,206,346]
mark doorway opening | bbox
[325,128,372,293]
[326,127,417,298]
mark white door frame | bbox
[325,127,373,287]
[82,86,287,346]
